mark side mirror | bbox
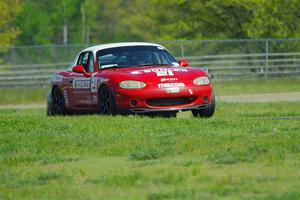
[72,65,92,77]
[179,59,189,67]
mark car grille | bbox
[146,97,195,106]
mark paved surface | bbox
[218,92,300,103]
[0,92,300,109]
[0,104,45,109]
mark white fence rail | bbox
[1,39,300,87]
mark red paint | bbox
[50,44,213,114]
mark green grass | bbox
[0,78,299,105]
[0,102,300,199]
[0,87,49,105]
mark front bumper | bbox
[121,104,209,114]
[113,84,213,114]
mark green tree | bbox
[15,0,83,45]
[153,0,256,40]
[245,0,300,38]
[0,0,21,47]
[12,0,300,45]
[148,0,300,40]
[83,0,129,43]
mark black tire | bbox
[48,87,65,116]
[192,92,215,118]
[99,86,116,115]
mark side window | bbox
[77,52,90,72]
[154,51,164,63]
[161,50,176,64]
[87,53,94,73]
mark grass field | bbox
[0,78,299,105]
[0,102,300,199]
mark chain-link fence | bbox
[1,38,300,87]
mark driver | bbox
[129,51,153,65]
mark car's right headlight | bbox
[119,80,146,89]
[193,76,210,85]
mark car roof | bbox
[82,42,163,53]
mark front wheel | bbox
[192,92,215,118]
[99,86,116,115]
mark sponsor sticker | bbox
[73,77,108,91]
[160,77,178,82]
[158,82,185,88]
[131,68,188,77]
[73,78,90,89]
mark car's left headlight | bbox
[119,80,146,89]
[193,76,210,85]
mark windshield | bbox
[96,45,178,69]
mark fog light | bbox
[203,96,209,103]
[130,100,138,107]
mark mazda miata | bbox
[47,42,215,117]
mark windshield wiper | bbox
[154,63,170,66]
[140,63,169,66]
[101,64,119,69]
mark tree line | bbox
[1,0,300,47]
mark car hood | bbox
[100,65,208,84]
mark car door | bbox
[68,51,94,108]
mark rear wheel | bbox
[47,87,65,116]
[99,86,116,115]
[192,92,215,118]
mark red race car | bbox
[47,42,215,117]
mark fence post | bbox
[264,39,269,80]
[10,47,17,66]
[180,41,184,58]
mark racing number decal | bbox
[90,77,97,93]
[156,70,174,76]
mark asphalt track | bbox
[218,92,300,103]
